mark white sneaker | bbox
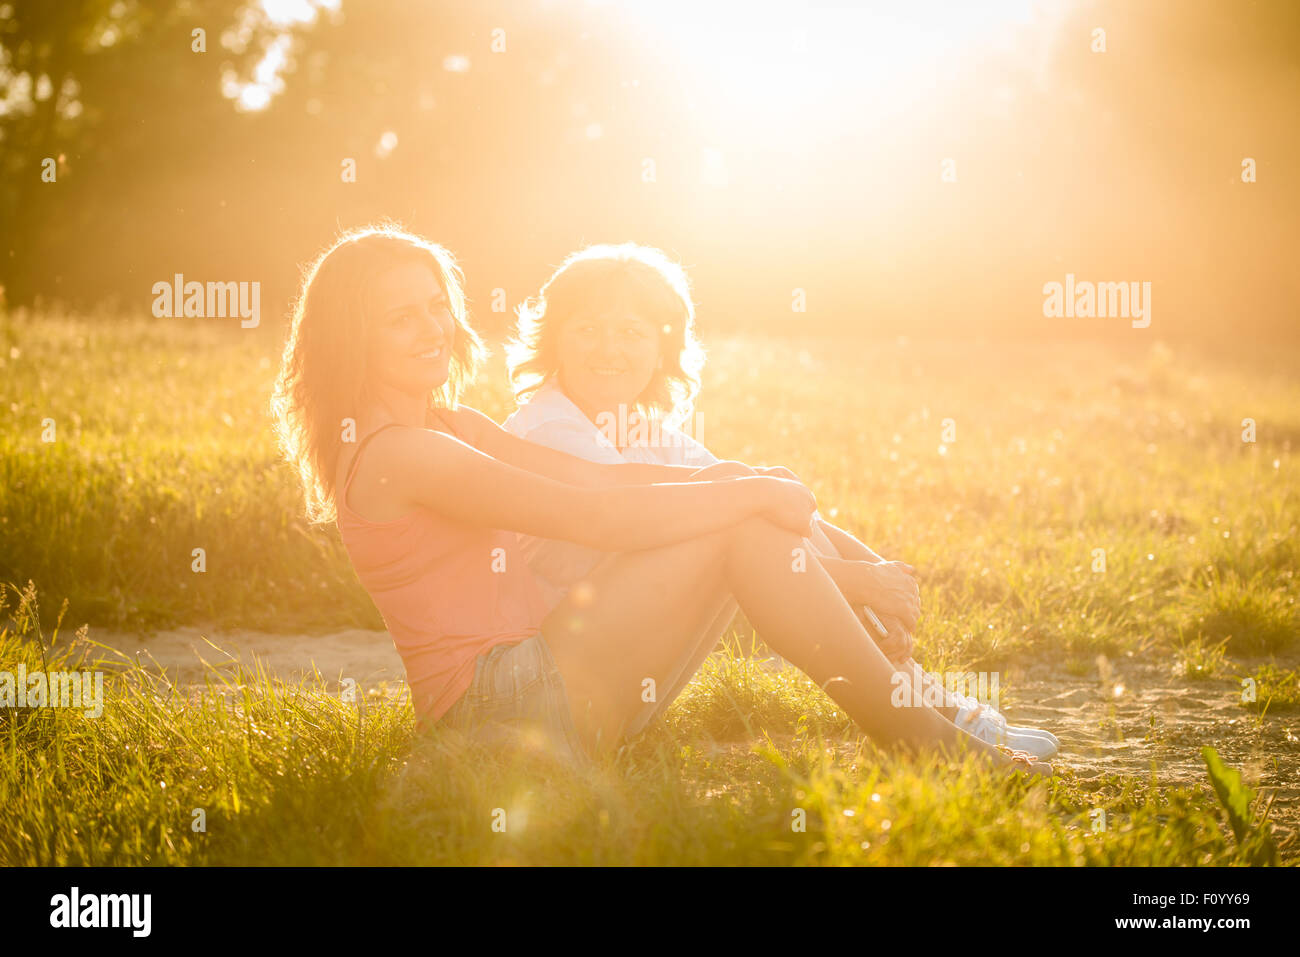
[951,691,1060,748]
[954,698,1058,759]
[1011,723,1059,751]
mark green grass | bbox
[1238,663,1300,714]
[3,313,1297,659]
[1173,636,1230,681]
[2,310,1297,865]
[0,583,1276,866]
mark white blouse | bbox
[504,378,717,607]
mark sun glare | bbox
[617,0,1072,134]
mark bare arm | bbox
[816,519,886,563]
[442,405,734,488]
[743,462,889,563]
[371,424,816,551]
[813,554,874,606]
[815,552,919,631]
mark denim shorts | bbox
[441,632,589,766]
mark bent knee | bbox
[726,514,803,547]
[680,515,803,559]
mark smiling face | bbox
[365,260,455,398]
[555,307,661,421]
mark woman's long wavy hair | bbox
[506,243,706,428]
[271,224,486,525]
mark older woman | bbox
[504,243,1059,756]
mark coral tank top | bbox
[335,418,550,728]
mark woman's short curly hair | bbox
[506,243,705,428]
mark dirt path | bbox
[87,626,406,690]
[84,627,1297,852]
[1006,656,1298,852]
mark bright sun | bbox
[612,0,1071,135]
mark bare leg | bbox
[541,531,738,754]
[622,594,738,739]
[542,517,1026,767]
[808,526,966,719]
[716,517,980,751]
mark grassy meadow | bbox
[0,310,1296,865]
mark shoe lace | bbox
[997,745,1038,766]
[957,698,1007,733]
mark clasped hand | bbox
[865,611,915,663]
[855,559,920,633]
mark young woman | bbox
[271,224,1050,776]
[504,242,1059,757]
